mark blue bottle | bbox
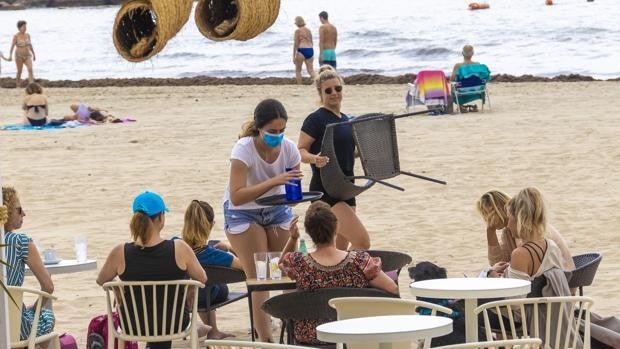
[284,167,303,201]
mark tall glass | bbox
[253,252,268,280]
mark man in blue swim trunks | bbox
[318,11,337,69]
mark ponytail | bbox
[130,212,153,248]
[239,120,258,138]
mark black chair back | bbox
[366,249,412,276]
[568,252,602,296]
[200,265,248,313]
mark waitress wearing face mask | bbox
[223,98,301,342]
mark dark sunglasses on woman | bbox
[324,85,343,95]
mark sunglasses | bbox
[15,206,24,215]
[324,85,343,95]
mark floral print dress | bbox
[281,250,381,344]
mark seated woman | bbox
[2,186,55,341]
[487,187,567,279]
[22,82,48,126]
[280,201,399,345]
[96,191,210,349]
[179,199,243,339]
[476,189,575,270]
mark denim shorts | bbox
[223,201,293,234]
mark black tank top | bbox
[119,240,189,335]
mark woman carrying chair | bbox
[298,65,370,250]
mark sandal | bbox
[467,105,478,112]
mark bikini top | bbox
[521,240,547,276]
[15,35,31,47]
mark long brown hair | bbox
[182,200,215,249]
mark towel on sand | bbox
[1,118,136,131]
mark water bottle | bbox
[298,238,308,255]
[284,167,303,201]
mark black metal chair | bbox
[366,249,412,277]
[199,265,248,314]
[262,287,397,346]
[319,112,446,201]
[568,252,602,296]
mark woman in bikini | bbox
[293,16,316,84]
[9,20,36,88]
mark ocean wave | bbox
[397,47,453,57]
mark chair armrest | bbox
[7,286,58,301]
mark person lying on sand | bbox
[63,103,121,124]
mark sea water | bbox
[0,0,618,81]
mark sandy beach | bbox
[1,81,619,346]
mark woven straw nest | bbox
[113,0,192,62]
[195,0,280,41]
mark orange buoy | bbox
[545,0,553,5]
[468,2,490,10]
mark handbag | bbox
[59,333,78,349]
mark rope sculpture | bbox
[195,0,280,41]
[113,0,192,62]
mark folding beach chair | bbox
[406,70,450,113]
[320,111,446,201]
[451,63,491,113]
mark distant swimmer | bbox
[545,0,553,5]
[468,3,490,10]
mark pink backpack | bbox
[59,333,78,349]
[87,312,138,349]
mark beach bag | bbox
[87,312,138,349]
[59,333,78,349]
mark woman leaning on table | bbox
[298,65,370,250]
[2,186,55,341]
[223,98,302,342]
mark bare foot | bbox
[197,323,212,338]
[207,329,235,339]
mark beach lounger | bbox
[452,63,491,113]
[406,70,450,113]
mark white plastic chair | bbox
[103,279,204,349]
[7,286,60,349]
[433,338,543,349]
[475,296,593,349]
[328,297,453,349]
[204,339,315,348]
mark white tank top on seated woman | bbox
[223,136,301,210]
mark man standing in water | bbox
[318,11,338,69]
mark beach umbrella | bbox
[194,0,280,41]
[1,162,11,348]
[113,0,193,62]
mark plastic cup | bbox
[74,235,88,262]
[285,168,303,201]
[267,252,282,280]
[43,249,58,262]
[254,252,268,280]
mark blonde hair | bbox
[2,186,19,231]
[295,16,305,27]
[476,190,510,228]
[182,200,214,249]
[130,212,160,248]
[506,187,547,241]
[315,65,344,103]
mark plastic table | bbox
[410,277,530,342]
[26,259,97,276]
[316,314,453,349]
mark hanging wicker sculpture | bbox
[113,0,192,62]
[195,0,280,41]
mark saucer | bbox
[43,259,61,265]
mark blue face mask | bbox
[262,131,284,148]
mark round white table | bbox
[26,259,97,276]
[316,314,453,349]
[410,277,531,342]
